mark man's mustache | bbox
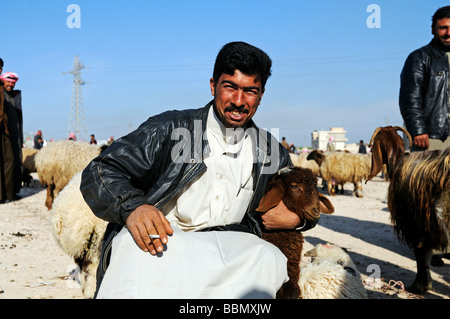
[225,106,248,113]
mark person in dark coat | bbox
[358,140,367,154]
[0,71,23,203]
[33,130,44,149]
[399,6,450,266]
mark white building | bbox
[311,127,348,151]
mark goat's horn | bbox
[368,127,382,148]
[392,126,412,147]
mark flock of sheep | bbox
[21,126,449,299]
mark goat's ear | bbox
[367,140,383,182]
[318,192,334,214]
[255,180,285,213]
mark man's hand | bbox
[413,134,429,149]
[126,204,173,254]
[261,200,301,230]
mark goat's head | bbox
[366,126,412,182]
[306,149,325,167]
[256,166,334,221]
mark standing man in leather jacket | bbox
[81,41,317,298]
[399,6,450,151]
[399,6,450,266]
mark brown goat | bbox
[256,166,334,299]
[367,126,450,294]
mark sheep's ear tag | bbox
[255,184,284,213]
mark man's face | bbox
[3,80,15,92]
[433,17,450,48]
[210,70,264,128]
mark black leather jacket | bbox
[399,39,450,141]
[81,100,291,234]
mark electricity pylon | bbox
[64,55,87,141]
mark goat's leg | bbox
[409,245,433,294]
[276,278,300,299]
[276,259,301,299]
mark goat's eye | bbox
[289,183,300,190]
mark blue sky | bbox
[1,0,448,146]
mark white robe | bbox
[96,225,288,299]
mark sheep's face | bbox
[280,168,320,217]
[304,243,353,267]
[306,149,325,167]
[256,166,334,221]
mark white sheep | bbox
[307,150,371,197]
[299,243,368,299]
[49,171,108,299]
[289,153,320,176]
[35,140,104,209]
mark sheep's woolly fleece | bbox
[299,243,368,299]
[0,173,449,299]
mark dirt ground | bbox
[0,173,448,299]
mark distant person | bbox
[90,134,97,145]
[68,132,77,141]
[0,72,23,203]
[281,136,290,151]
[400,6,450,151]
[34,130,44,149]
[358,140,367,154]
[107,136,114,146]
[327,136,336,152]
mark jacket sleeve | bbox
[399,51,428,138]
[80,118,166,225]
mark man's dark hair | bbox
[213,41,272,89]
[432,6,450,27]
[0,58,3,68]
